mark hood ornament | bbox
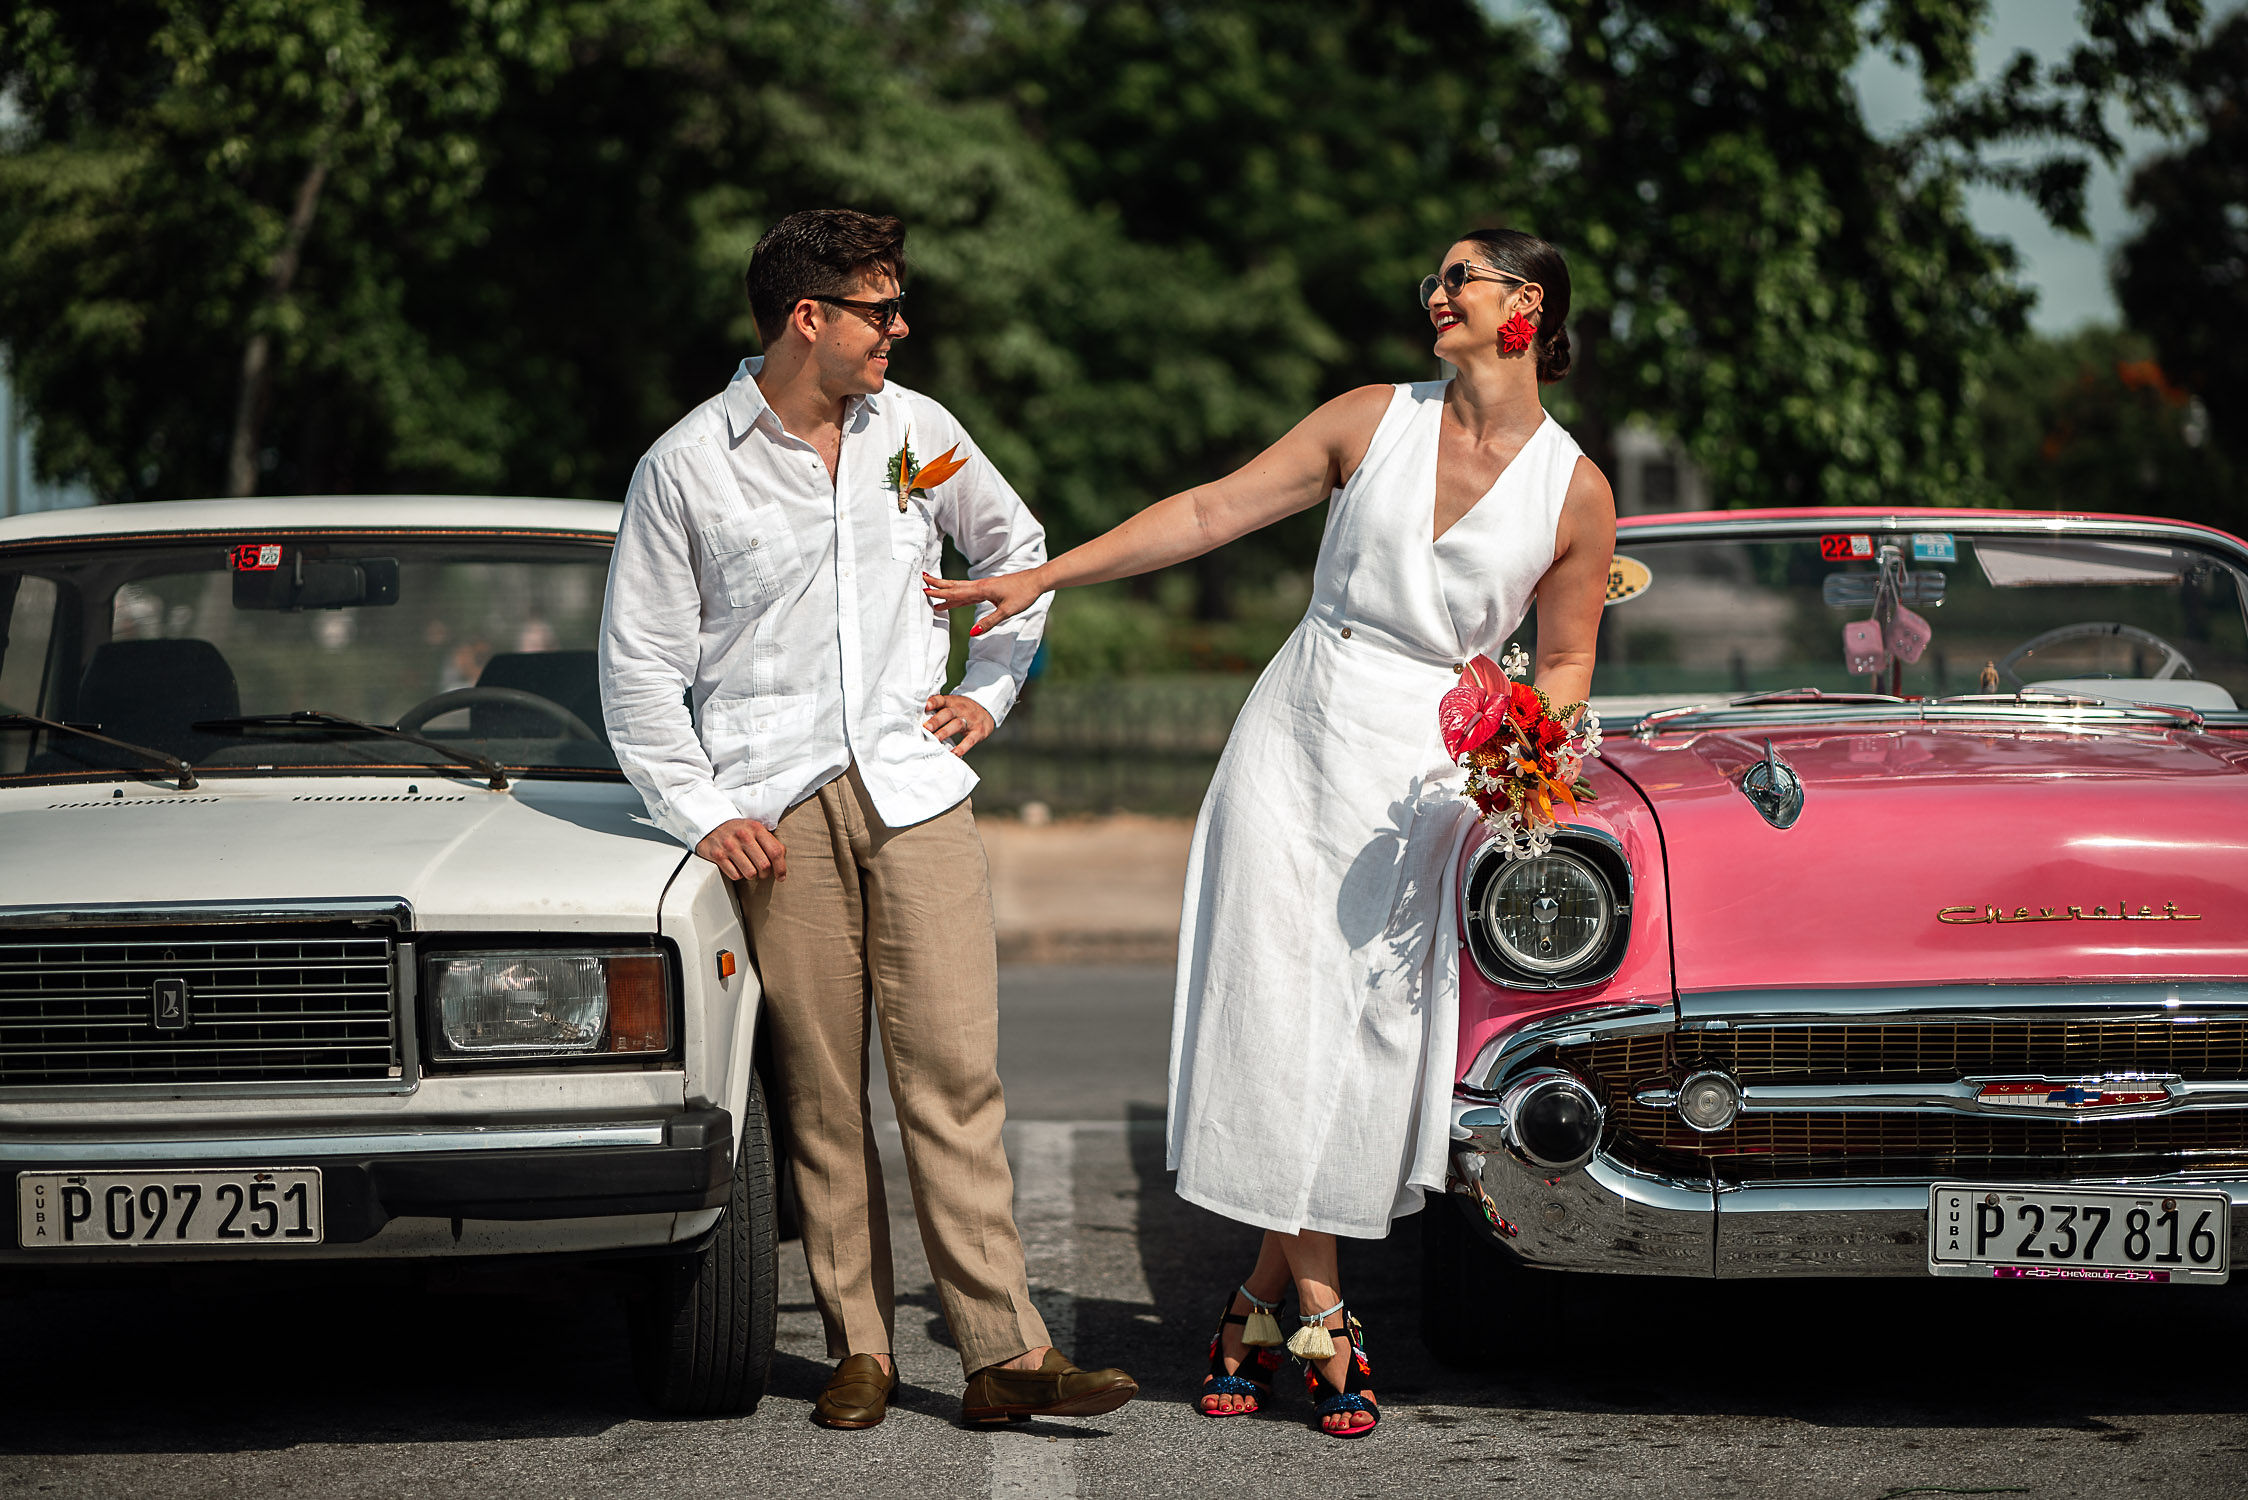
[1739,738,1803,829]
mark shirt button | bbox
[1453,662,1465,673]
[1339,627,1353,640]
[749,538,761,549]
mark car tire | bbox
[628,1075,779,1415]
[1419,1192,1555,1367]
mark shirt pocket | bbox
[700,518,787,609]
[701,692,817,788]
[889,490,940,565]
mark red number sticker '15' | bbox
[1820,533,1873,561]
[232,544,283,571]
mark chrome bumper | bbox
[1449,1096,2248,1277]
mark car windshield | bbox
[1561,526,2248,721]
[0,532,619,782]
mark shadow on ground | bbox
[1090,1101,2248,1436]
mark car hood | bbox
[0,776,691,931]
[1602,722,2248,996]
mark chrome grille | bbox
[0,926,399,1086]
[1561,1022,2248,1183]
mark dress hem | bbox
[1174,1178,1431,1242]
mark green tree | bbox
[1977,324,2237,526]
[0,0,535,500]
[2114,9,2248,486]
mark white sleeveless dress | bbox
[1167,381,1582,1238]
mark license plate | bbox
[16,1168,323,1250]
[1929,1184,2229,1283]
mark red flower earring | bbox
[1499,313,1536,355]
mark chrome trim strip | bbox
[0,1122,669,1161]
[0,899,414,931]
[1463,1002,1672,1094]
[1680,983,2248,1024]
[1615,513,2248,568]
[1638,702,2202,734]
[1729,1079,2248,1118]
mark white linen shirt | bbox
[599,358,1049,848]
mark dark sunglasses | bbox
[808,292,907,332]
[1418,260,1526,309]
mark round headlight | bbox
[1479,850,1613,975]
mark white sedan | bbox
[0,496,773,1414]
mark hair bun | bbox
[1536,325,1572,384]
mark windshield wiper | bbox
[0,713,198,790]
[193,710,511,790]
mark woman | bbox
[925,228,1613,1437]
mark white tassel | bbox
[1286,1321,1334,1362]
[1239,1286,1283,1347]
[1287,1298,1344,1362]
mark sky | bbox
[1852,0,2236,335]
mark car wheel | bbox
[1419,1192,1555,1367]
[628,1074,779,1415]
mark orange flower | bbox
[910,444,968,491]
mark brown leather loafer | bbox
[961,1349,1138,1425]
[814,1353,898,1429]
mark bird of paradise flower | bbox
[887,440,968,512]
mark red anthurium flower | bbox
[1438,654,1509,759]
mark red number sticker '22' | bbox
[1820,533,1874,561]
[233,544,283,571]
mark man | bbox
[598,209,1135,1429]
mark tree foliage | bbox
[2115,8,2248,488]
[0,0,2225,601]
[1977,324,2236,528]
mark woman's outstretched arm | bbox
[925,385,1392,634]
[1531,456,1617,708]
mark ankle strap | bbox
[1238,1284,1280,1312]
[1297,1297,1344,1326]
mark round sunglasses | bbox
[1418,260,1527,309]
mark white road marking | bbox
[990,1121,1078,1500]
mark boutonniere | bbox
[887,439,969,513]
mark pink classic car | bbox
[1426,507,2248,1359]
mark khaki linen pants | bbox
[739,765,1049,1375]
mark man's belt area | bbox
[1,1108,733,1245]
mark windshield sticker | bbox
[1605,555,1652,605]
[1820,533,1874,561]
[231,544,283,572]
[1910,533,1956,563]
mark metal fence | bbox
[968,675,1256,816]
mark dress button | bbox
[1454,662,1465,674]
[749,537,761,549]
[1340,627,1353,640]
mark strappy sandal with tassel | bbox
[1197,1285,1285,1418]
[1287,1300,1379,1438]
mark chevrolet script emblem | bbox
[1973,1076,2176,1113]
[151,977,191,1032]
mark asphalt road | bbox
[6,965,2248,1498]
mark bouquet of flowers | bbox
[1438,644,1601,859]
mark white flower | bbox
[1501,642,1531,679]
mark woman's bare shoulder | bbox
[1300,384,1399,484]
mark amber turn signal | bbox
[716,949,737,983]
[605,953,669,1053]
